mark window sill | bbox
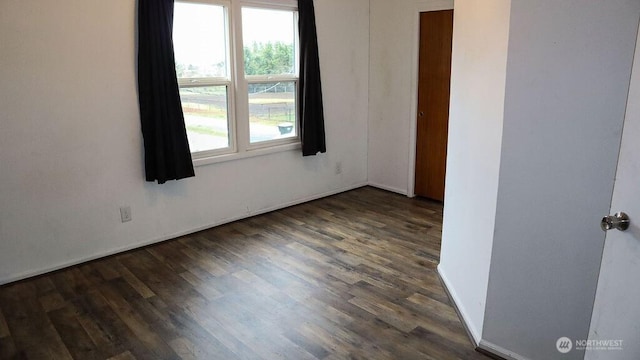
[192,142,301,167]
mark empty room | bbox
[1,0,639,359]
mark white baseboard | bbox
[438,264,530,360]
[437,264,482,345]
[478,340,531,360]
[0,182,368,285]
[367,182,408,196]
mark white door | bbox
[586,24,640,360]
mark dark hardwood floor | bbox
[0,187,490,360]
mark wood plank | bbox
[1,296,73,359]
[0,306,10,338]
[74,288,157,359]
[98,282,179,359]
[38,291,66,313]
[0,187,489,360]
[48,304,103,359]
[0,336,20,359]
[107,351,137,360]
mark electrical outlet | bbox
[120,206,132,223]
[335,161,343,175]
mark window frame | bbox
[174,0,300,163]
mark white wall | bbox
[482,1,640,359]
[437,0,512,344]
[368,0,453,195]
[368,0,415,194]
[0,0,369,284]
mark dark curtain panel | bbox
[138,0,195,184]
[298,0,326,156]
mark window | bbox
[173,0,299,160]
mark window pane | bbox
[248,82,296,143]
[174,3,227,78]
[242,8,296,76]
[180,86,230,152]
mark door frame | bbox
[407,0,454,197]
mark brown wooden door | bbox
[414,10,453,201]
